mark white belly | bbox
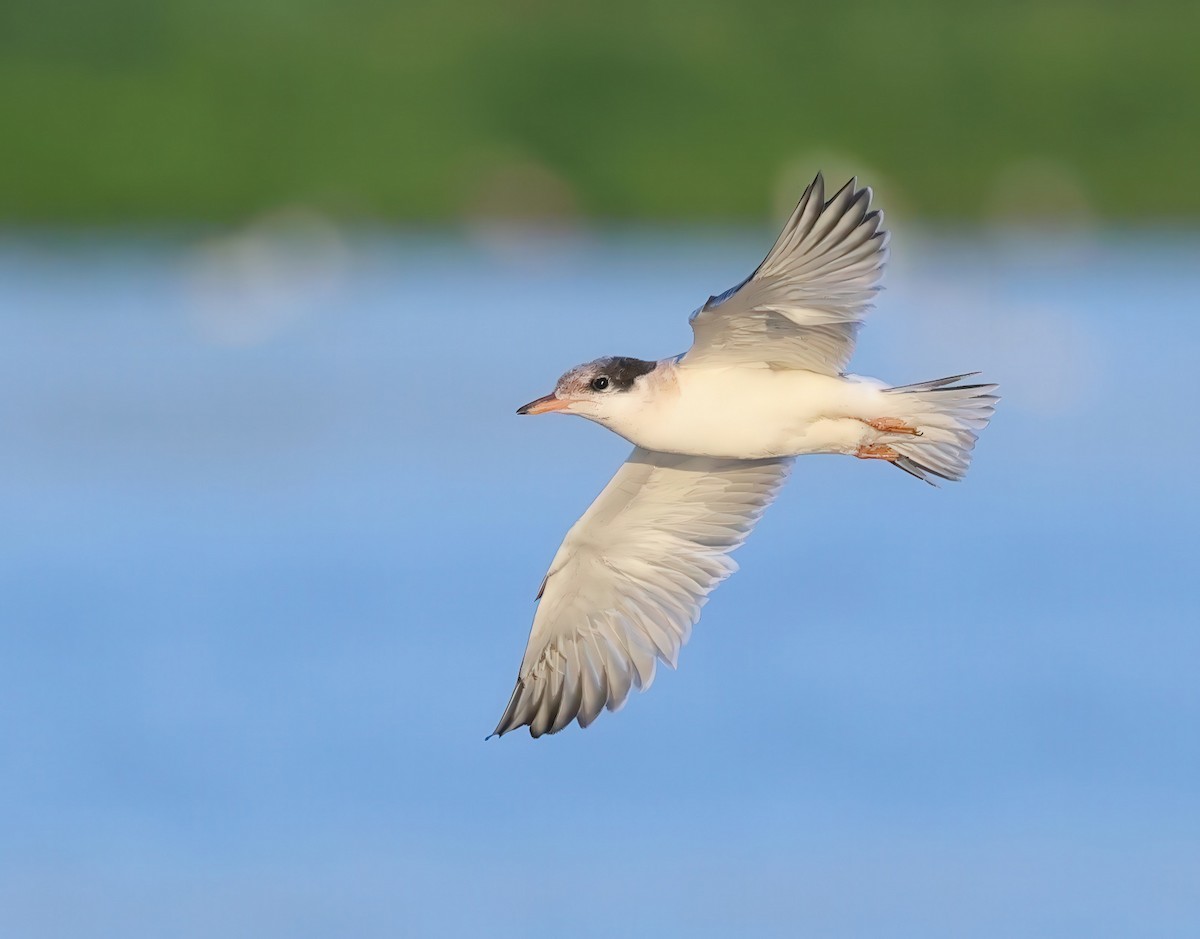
[614,365,888,459]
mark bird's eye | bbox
[591,376,610,391]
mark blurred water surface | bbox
[1,228,1197,937]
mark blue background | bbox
[1,227,1196,936]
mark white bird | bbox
[493,174,997,738]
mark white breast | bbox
[610,362,886,459]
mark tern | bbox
[493,174,997,738]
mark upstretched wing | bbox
[683,174,889,374]
[492,447,792,738]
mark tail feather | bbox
[884,375,999,485]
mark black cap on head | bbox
[593,356,656,391]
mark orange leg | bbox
[856,443,900,461]
[857,417,922,436]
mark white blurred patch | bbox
[185,209,348,347]
[458,151,591,269]
[462,153,580,224]
[985,157,1096,231]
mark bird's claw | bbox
[855,443,900,461]
[860,417,922,436]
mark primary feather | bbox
[685,174,888,373]
[492,448,790,738]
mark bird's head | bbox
[517,356,660,426]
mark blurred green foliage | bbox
[1,0,1196,222]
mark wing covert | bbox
[683,174,889,374]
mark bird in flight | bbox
[492,174,997,738]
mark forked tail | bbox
[884,373,998,484]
